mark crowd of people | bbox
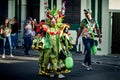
[22,8,101,79]
[0,16,46,58]
[0,7,102,79]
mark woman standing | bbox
[2,18,13,58]
[11,17,19,49]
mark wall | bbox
[109,0,120,10]
[99,0,109,55]
[8,0,15,19]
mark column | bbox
[8,0,15,19]
[57,0,62,10]
[81,0,87,20]
[101,0,109,55]
[40,0,46,21]
[18,0,27,47]
[95,0,98,20]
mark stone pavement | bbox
[1,47,120,66]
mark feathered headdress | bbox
[44,1,66,19]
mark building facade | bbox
[1,0,120,55]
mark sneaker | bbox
[2,54,5,58]
[10,54,14,57]
[82,63,88,68]
[58,74,65,79]
[87,66,93,71]
[50,74,55,78]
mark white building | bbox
[3,0,120,55]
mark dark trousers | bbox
[82,37,94,66]
[23,37,32,55]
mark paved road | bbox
[0,55,120,80]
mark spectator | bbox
[31,20,36,38]
[2,18,13,58]
[36,19,45,36]
[0,25,3,50]
[11,17,19,49]
[23,17,33,56]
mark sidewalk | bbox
[2,47,120,66]
[73,52,120,66]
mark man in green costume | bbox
[32,2,73,79]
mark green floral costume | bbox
[32,8,73,75]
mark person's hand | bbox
[99,38,102,44]
[8,29,11,33]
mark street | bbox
[0,53,120,80]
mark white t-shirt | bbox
[4,27,11,37]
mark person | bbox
[36,19,45,35]
[31,19,36,39]
[23,17,33,56]
[76,9,101,70]
[32,18,38,32]
[2,18,13,58]
[32,7,73,79]
[0,25,3,51]
[11,17,19,49]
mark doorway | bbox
[112,13,120,54]
[27,0,40,22]
[0,0,8,24]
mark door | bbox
[112,13,120,54]
[27,0,40,21]
[63,0,80,24]
[0,0,8,24]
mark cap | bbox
[84,9,92,14]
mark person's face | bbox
[13,18,16,23]
[32,21,35,24]
[50,16,58,26]
[27,19,31,24]
[5,19,9,24]
[84,12,91,18]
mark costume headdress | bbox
[45,1,66,19]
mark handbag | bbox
[65,51,74,69]
[91,45,97,55]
